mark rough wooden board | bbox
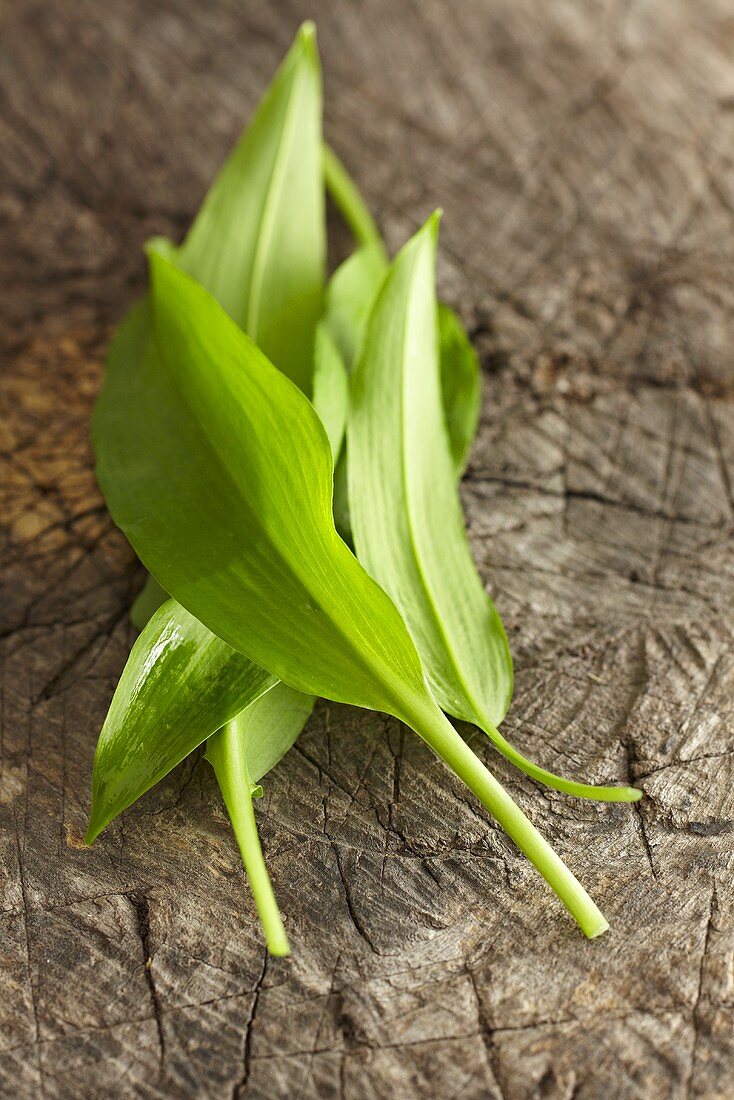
[2,0,733,1096]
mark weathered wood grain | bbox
[2,1,733,1096]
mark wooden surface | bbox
[2,2,734,1097]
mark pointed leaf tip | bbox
[296,20,318,61]
[425,208,443,237]
[415,209,441,248]
[144,236,178,264]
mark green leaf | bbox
[96,260,423,712]
[85,599,277,843]
[204,684,315,956]
[438,303,482,477]
[324,149,481,476]
[126,21,328,633]
[348,215,641,804]
[89,27,328,948]
[311,323,349,459]
[177,22,324,394]
[323,243,386,374]
[93,252,611,937]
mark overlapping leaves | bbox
[87,24,640,953]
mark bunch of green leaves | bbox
[87,24,640,955]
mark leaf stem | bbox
[323,143,387,255]
[480,714,642,802]
[404,695,609,938]
[206,726,290,956]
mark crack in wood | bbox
[130,892,165,1068]
[230,950,268,1099]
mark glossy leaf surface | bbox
[85,600,276,842]
[93,253,611,937]
[349,215,512,724]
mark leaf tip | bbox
[296,20,318,61]
[144,235,178,264]
[426,207,443,236]
[84,799,110,846]
[414,209,442,252]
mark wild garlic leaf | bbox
[123,24,326,632]
[323,241,481,481]
[323,243,387,373]
[85,599,277,843]
[438,303,482,477]
[311,323,349,459]
[93,253,610,937]
[348,215,512,721]
[177,22,324,394]
[204,684,315,957]
[348,216,641,804]
[95,258,425,711]
[324,148,483,477]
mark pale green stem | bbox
[207,726,290,956]
[403,694,609,938]
[323,143,387,256]
[481,714,642,803]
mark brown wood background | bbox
[2,2,733,1097]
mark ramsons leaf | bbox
[348,215,641,803]
[93,252,610,937]
[85,599,277,843]
[311,322,349,459]
[321,239,481,482]
[123,22,326,632]
[178,22,324,394]
[323,243,387,373]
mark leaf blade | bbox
[96,254,427,713]
[348,216,640,802]
[311,323,349,459]
[177,22,324,393]
[85,599,276,843]
[93,253,611,936]
[349,214,512,723]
